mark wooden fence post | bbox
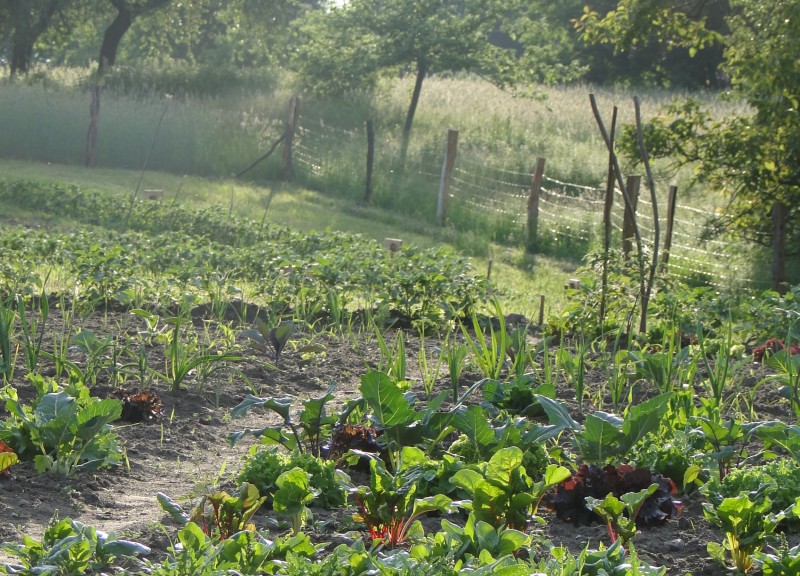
[526,157,546,253]
[437,129,459,226]
[661,184,678,271]
[364,119,375,203]
[622,175,641,257]
[282,95,300,180]
[772,202,787,294]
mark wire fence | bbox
[292,116,770,290]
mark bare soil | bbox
[0,306,796,575]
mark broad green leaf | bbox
[157,492,191,525]
[485,447,523,486]
[621,392,672,448]
[450,469,485,494]
[34,392,77,424]
[534,394,580,431]
[178,522,208,552]
[578,412,625,462]
[474,520,499,552]
[497,529,530,557]
[453,405,494,449]
[544,464,572,486]
[230,395,292,420]
[75,399,122,441]
[411,494,454,517]
[360,370,416,428]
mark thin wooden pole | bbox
[661,184,678,271]
[364,119,375,203]
[622,175,641,257]
[538,295,545,326]
[437,129,459,226]
[600,108,618,327]
[772,202,787,294]
[282,95,300,181]
[526,157,546,253]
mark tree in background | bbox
[581,0,799,290]
[292,0,532,157]
[4,0,76,78]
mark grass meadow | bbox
[0,68,777,318]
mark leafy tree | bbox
[293,0,524,155]
[3,0,77,78]
[582,0,800,289]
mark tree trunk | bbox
[772,202,787,294]
[98,5,134,73]
[8,0,63,79]
[400,59,428,161]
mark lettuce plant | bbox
[273,467,316,534]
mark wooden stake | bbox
[526,157,546,253]
[437,129,459,226]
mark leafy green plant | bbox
[238,449,347,508]
[585,483,658,546]
[0,514,149,575]
[273,467,316,534]
[0,381,123,476]
[156,310,241,392]
[703,491,797,573]
[431,513,532,565]
[0,297,15,383]
[351,453,455,547]
[461,300,507,380]
[229,383,339,457]
[754,538,800,576]
[536,393,672,464]
[138,520,316,576]
[480,373,555,416]
[450,447,534,531]
[242,318,294,367]
[442,340,469,403]
[17,290,48,374]
[158,482,267,540]
[689,414,750,480]
[702,458,800,520]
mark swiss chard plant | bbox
[585,483,659,546]
[450,447,535,531]
[703,490,798,573]
[351,449,456,547]
[158,482,267,540]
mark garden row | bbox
[0,179,800,574]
